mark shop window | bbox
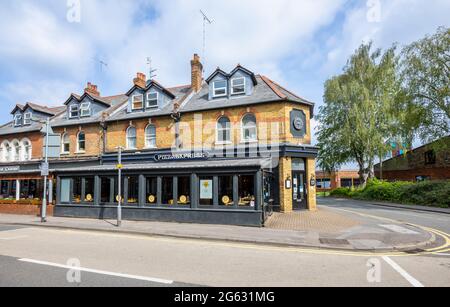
[317,179,331,189]
[0,181,8,198]
[84,177,95,203]
[219,176,233,206]
[146,177,158,205]
[60,178,71,203]
[126,176,139,204]
[199,176,214,206]
[72,178,82,203]
[11,181,16,198]
[100,177,112,203]
[161,177,174,205]
[341,179,353,188]
[238,175,255,207]
[177,176,191,206]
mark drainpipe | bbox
[171,103,182,150]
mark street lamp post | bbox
[116,146,124,227]
[41,117,50,223]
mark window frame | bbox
[145,124,157,149]
[241,114,258,143]
[213,80,228,98]
[14,114,22,127]
[146,92,159,108]
[216,116,232,145]
[80,102,91,117]
[23,113,32,125]
[231,77,246,95]
[69,104,79,119]
[61,133,70,154]
[77,131,86,153]
[131,94,144,110]
[126,126,137,150]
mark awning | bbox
[54,158,275,173]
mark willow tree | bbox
[400,27,450,146]
[317,43,403,186]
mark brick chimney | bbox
[191,54,203,92]
[133,72,147,88]
[85,82,100,96]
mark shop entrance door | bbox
[292,171,307,210]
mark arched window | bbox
[2,142,11,162]
[126,126,137,149]
[12,140,20,161]
[241,114,257,142]
[217,116,231,144]
[61,133,70,154]
[145,125,157,148]
[77,131,86,152]
[21,139,32,161]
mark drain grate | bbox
[320,238,350,245]
[404,248,426,254]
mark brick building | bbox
[375,137,450,182]
[0,55,318,226]
[316,170,360,191]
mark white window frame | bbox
[126,126,137,150]
[241,114,258,143]
[21,139,32,161]
[77,131,86,153]
[146,92,159,108]
[213,80,228,98]
[23,113,32,125]
[61,133,70,154]
[132,94,144,110]
[12,140,20,161]
[14,114,22,127]
[216,117,232,145]
[145,125,157,148]
[80,102,91,117]
[69,105,79,118]
[231,77,246,95]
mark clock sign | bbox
[290,109,306,138]
[293,117,304,131]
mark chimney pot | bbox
[85,82,100,96]
[133,72,147,88]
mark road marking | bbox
[380,225,419,235]
[382,256,424,287]
[18,258,174,285]
[0,236,28,241]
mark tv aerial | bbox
[200,9,213,71]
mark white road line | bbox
[18,258,173,285]
[382,256,424,287]
[0,236,28,241]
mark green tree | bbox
[401,27,450,145]
[317,43,402,186]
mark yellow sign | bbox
[148,195,156,203]
[116,195,122,202]
[85,194,93,202]
[116,164,123,169]
[222,196,230,205]
[179,195,187,204]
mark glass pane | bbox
[292,159,305,171]
[238,175,255,207]
[199,177,213,206]
[100,177,111,203]
[161,177,174,205]
[84,178,95,203]
[72,178,82,203]
[177,176,191,206]
[126,176,139,204]
[146,177,157,205]
[60,179,71,203]
[219,176,233,206]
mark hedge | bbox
[330,179,450,208]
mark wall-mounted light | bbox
[285,176,292,189]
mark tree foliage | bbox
[317,43,402,185]
[400,27,450,145]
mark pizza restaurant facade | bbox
[1,55,318,226]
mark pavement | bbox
[0,201,444,252]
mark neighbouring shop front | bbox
[54,146,318,226]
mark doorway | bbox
[292,159,307,210]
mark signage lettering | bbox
[154,152,209,162]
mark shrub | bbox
[330,187,352,197]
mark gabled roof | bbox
[23,102,66,116]
[206,65,258,85]
[125,80,176,99]
[205,68,229,84]
[10,104,24,115]
[63,92,111,107]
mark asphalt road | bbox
[0,213,449,287]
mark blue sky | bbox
[0,0,449,148]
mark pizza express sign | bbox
[0,166,20,173]
[154,152,210,162]
[290,109,307,138]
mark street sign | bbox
[42,134,61,159]
[41,162,49,176]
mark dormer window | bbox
[80,102,91,117]
[14,114,22,127]
[132,94,144,110]
[213,80,227,98]
[69,105,79,118]
[146,92,158,108]
[23,113,32,125]
[231,77,246,95]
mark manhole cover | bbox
[320,238,350,245]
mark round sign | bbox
[85,194,93,202]
[293,117,304,131]
[148,195,156,203]
[116,195,123,202]
[179,195,187,204]
[222,196,230,205]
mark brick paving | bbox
[265,208,361,233]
